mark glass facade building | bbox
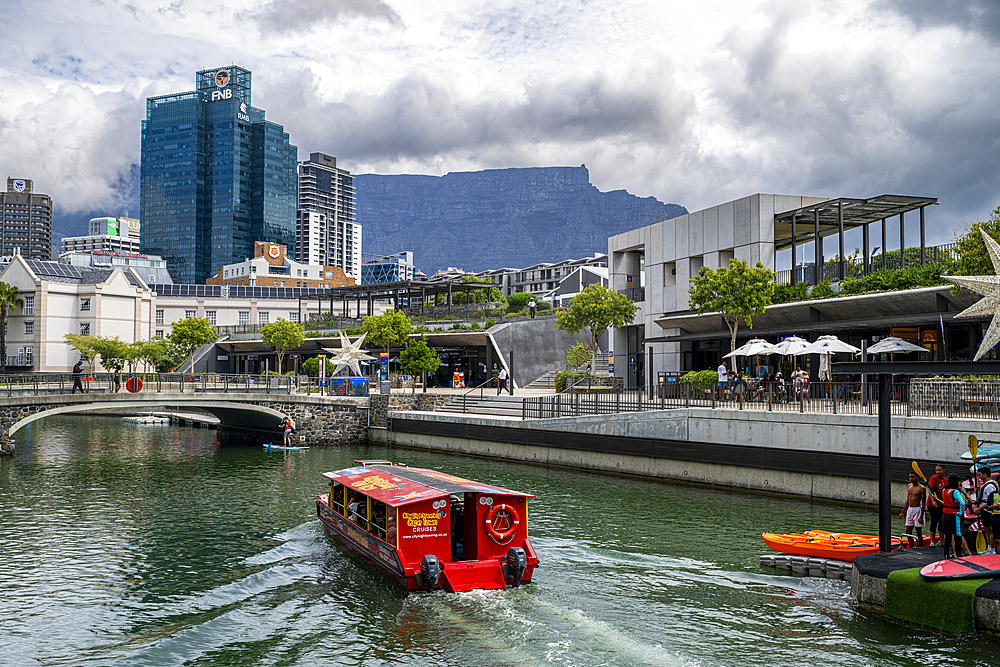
[140,66,297,283]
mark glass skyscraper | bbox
[140,66,297,284]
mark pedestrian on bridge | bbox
[72,361,86,394]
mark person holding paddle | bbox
[925,464,947,545]
[941,473,970,559]
[973,467,998,555]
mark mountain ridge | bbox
[354,165,686,273]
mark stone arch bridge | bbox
[1,393,369,445]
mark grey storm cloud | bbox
[257,64,691,162]
[696,6,1000,231]
[239,0,403,34]
[878,0,1000,44]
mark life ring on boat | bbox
[484,503,519,542]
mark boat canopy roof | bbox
[321,461,534,507]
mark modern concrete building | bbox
[609,193,943,388]
[361,251,415,284]
[61,216,142,256]
[475,254,608,299]
[140,66,297,284]
[296,152,360,281]
[205,241,354,289]
[0,178,52,260]
[543,265,608,308]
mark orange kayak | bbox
[762,530,931,561]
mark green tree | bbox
[89,336,129,371]
[507,292,533,312]
[169,317,218,372]
[261,318,305,375]
[565,342,592,370]
[302,356,336,377]
[399,335,441,393]
[361,309,413,355]
[555,283,638,370]
[0,282,23,372]
[446,276,506,305]
[688,259,776,354]
[953,206,1000,277]
[64,333,98,370]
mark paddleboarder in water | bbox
[899,471,926,547]
[282,417,293,446]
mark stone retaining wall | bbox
[370,393,451,428]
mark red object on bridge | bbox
[126,376,143,393]
[316,460,538,592]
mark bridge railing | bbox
[0,373,371,397]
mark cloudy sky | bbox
[1,0,998,244]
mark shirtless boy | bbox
[899,471,927,546]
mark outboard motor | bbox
[506,547,527,588]
[420,554,441,591]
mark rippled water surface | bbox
[1,415,998,666]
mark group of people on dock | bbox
[900,464,1000,558]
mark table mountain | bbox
[355,165,686,273]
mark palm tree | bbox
[0,282,24,373]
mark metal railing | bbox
[522,380,1000,420]
[774,242,956,286]
[0,373,369,398]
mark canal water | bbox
[1,415,997,666]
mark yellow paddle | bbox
[969,436,988,553]
[911,461,927,482]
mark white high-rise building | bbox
[296,152,361,282]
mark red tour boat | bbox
[316,460,539,592]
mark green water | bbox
[1,415,997,666]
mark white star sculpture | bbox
[945,229,1000,360]
[331,331,376,377]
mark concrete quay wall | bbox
[373,408,1000,505]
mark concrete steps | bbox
[437,393,524,418]
[525,352,610,390]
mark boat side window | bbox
[331,482,345,513]
[370,500,388,541]
[348,493,370,530]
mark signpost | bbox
[318,354,326,396]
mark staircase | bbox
[525,352,611,390]
[436,393,525,418]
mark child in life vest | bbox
[941,473,968,559]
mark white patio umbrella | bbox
[724,338,778,377]
[794,335,861,356]
[866,337,929,355]
[723,338,777,358]
[794,336,861,381]
[769,336,811,373]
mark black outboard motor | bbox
[420,554,441,591]
[506,547,527,588]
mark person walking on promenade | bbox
[927,464,947,545]
[72,360,85,394]
[497,367,508,395]
[528,299,536,318]
[899,471,927,547]
[113,368,121,393]
[717,361,728,401]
